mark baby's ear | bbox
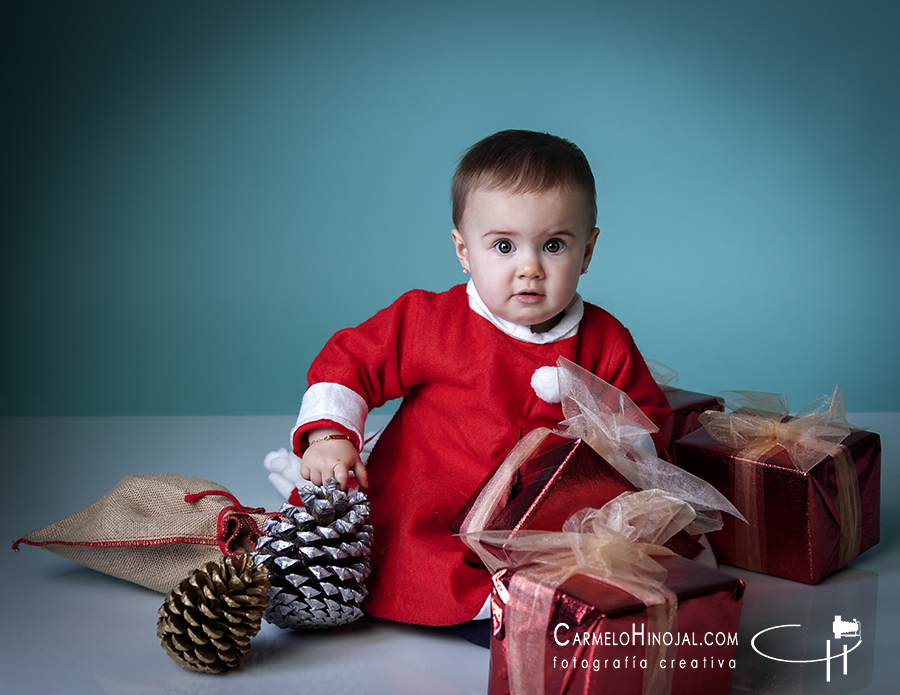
[582,227,600,272]
[451,228,469,268]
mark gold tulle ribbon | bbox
[556,357,743,533]
[471,491,695,695]
[698,385,851,472]
[699,385,861,572]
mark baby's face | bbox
[452,185,599,333]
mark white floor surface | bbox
[2,413,897,694]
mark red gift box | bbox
[671,386,880,584]
[673,426,880,584]
[451,431,704,562]
[644,359,722,463]
[658,388,723,463]
[488,543,745,694]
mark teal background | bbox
[3,0,899,416]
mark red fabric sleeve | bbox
[292,291,425,454]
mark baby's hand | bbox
[301,429,369,490]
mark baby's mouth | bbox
[514,290,544,303]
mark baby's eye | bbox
[494,239,514,254]
[544,238,565,253]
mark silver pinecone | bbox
[253,479,372,629]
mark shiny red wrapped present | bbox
[479,492,745,695]
[451,431,704,561]
[673,386,880,584]
[644,359,723,464]
[659,388,722,464]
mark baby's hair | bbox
[451,129,597,229]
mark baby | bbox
[282,129,670,629]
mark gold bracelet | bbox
[308,433,353,445]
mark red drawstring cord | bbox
[184,489,287,556]
[13,489,288,553]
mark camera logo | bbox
[832,616,860,639]
[751,616,862,683]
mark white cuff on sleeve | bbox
[292,382,369,451]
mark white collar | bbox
[465,280,583,345]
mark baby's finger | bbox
[301,461,321,487]
[353,461,369,489]
[332,462,351,490]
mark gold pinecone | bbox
[157,554,270,674]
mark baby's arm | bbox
[292,291,426,493]
[301,427,369,490]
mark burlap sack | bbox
[13,474,275,593]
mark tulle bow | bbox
[556,357,744,532]
[471,490,694,695]
[699,385,851,472]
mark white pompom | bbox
[531,366,561,403]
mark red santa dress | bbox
[291,281,669,626]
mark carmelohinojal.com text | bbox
[552,622,738,672]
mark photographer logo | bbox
[751,615,862,683]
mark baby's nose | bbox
[517,255,544,278]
